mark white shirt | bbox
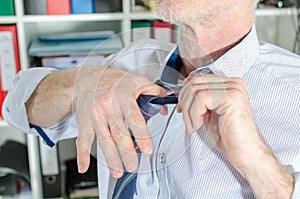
[3,26,300,198]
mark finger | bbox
[107,116,138,172]
[159,105,168,115]
[177,82,194,134]
[134,82,167,98]
[190,97,204,131]
[124,97,153,155]
[94,117,124,178]
[76,120,95,173]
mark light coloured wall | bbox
[255,14,298,53]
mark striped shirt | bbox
[3,26,300,198]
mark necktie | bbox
[112,49,213,199]
[112,94,176,199]
[112,49,183,199]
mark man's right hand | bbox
[72,66,166,178]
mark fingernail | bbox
[78,163,83,173]
[111,170,123,178]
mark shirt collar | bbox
[205,26,260,77]
[158,25,260,85]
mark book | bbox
[47,0,71,15]
[29,31,124,57]
[0,0,15,16]
[131,21,152,42]
[71,0,94,14]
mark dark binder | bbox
[39,138,62,198]
[24,0,47,15]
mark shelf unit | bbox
[0,0,298,198]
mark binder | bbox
[71,0,94,14]
[0,25,21,119]
[174,24,178,44]
[152,21,174,43]
[94,0,122,13]
[39,137,62,198]
[29,31,123,56]
[0,0,15,16]
[24,0,47,15]
[131,21,152,42]
[41,55,105,70]
[47,0,71,15]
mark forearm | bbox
[241,144,294,199]
[25,67,78,128]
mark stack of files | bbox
[29,31,124,57]
[0,0,15,16]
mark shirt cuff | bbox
[38,112,78,146]
[2,67,58,133]
[292,172,300,199]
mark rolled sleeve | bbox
[2,67,57,133]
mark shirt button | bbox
[5,106,10,113]
[160,153,166,165]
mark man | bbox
[3,0,300,198]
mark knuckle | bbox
[227,88,243,100]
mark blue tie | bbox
[112,49,183,199]
[112,94,177,199]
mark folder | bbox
[131,21,152,42]
[24,0,47,15]
[71,0,94,14]
[152,21,174,43]
[29,31,123,56]
[47,0,71,15]
[0,0,15,16]
[41,55,105,70]
[39,137,62,198]
[0,25,21,119]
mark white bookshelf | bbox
[0,0,298,198]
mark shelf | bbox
[0,16,17,24]
[22,13,125,23]
[0,120,9,127]
[130,11,158,20]
[255,7,297,16]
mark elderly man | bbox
[3,0,300,198]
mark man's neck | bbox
[177,5,254,76]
